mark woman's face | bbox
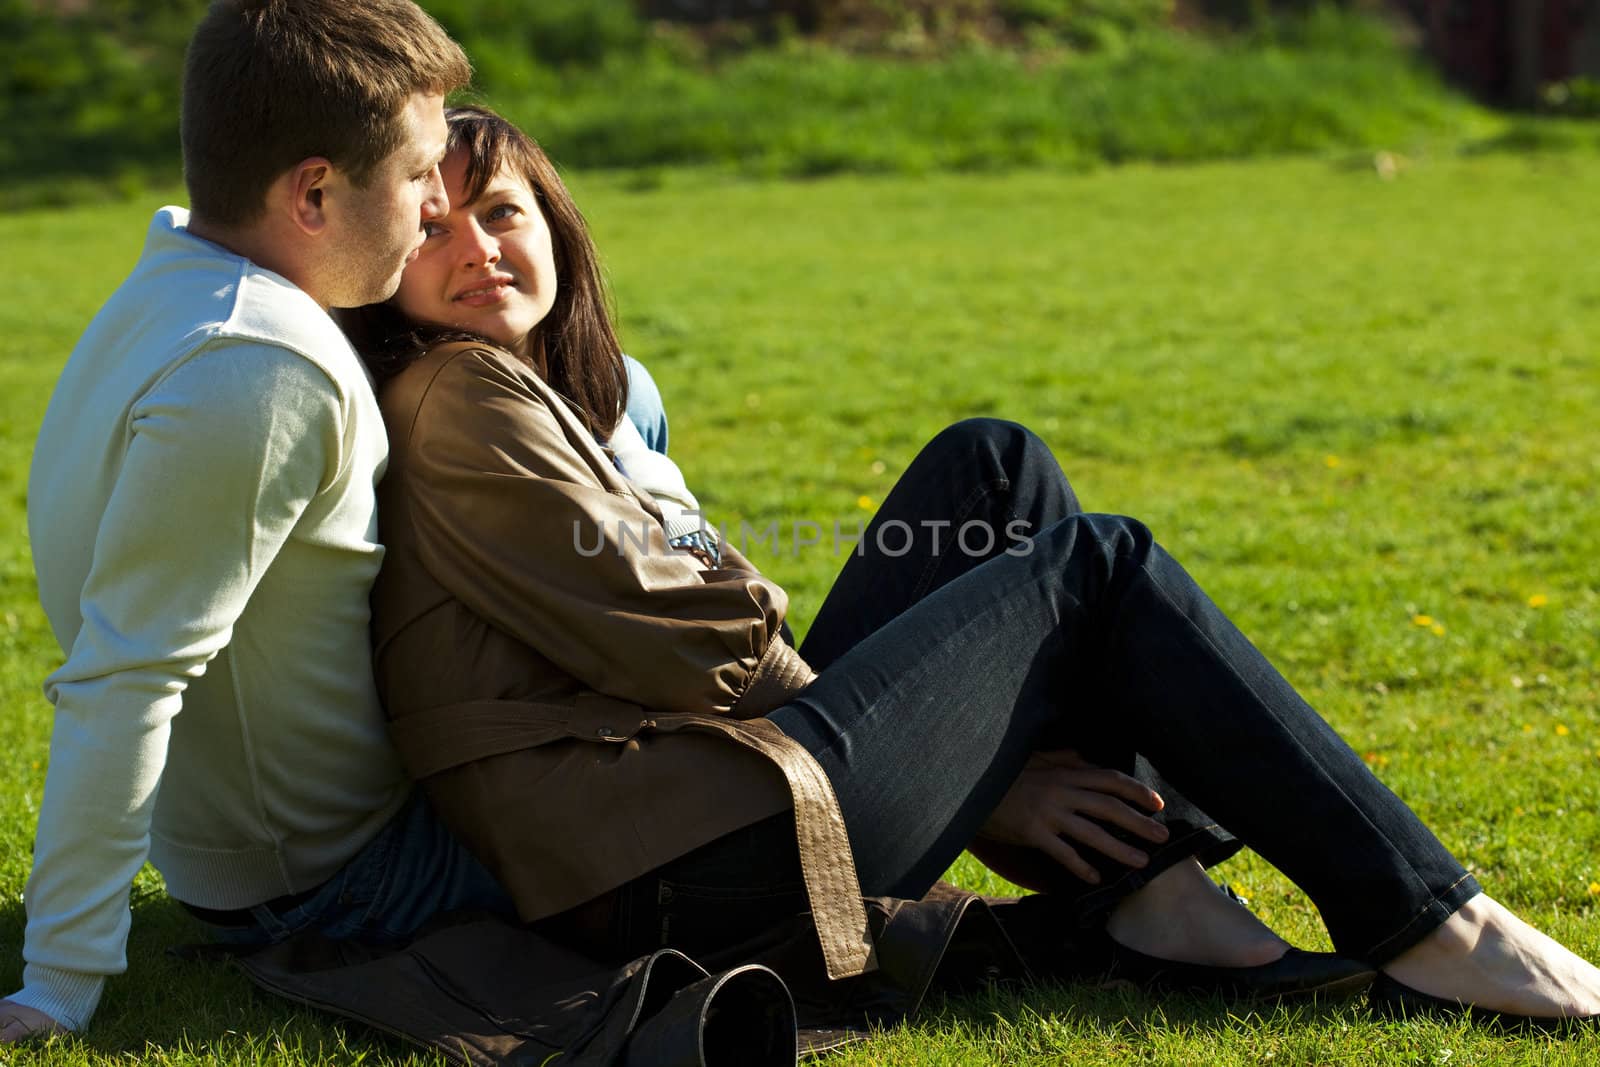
[392,148,558,356]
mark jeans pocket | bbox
[288,813,406,943]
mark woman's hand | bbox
[976,749,1168,884]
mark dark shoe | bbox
[1369,972,1600,1033]
[1102,939,1376,1002]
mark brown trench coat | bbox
[370,342,873,978]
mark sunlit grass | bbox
[2,150,1598,1063]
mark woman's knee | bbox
[922,418,1080,520]
[929,417,1034,457]
[1046,512,1157,574]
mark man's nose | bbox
[421,165,448,220]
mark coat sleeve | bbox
[396,347,814,717]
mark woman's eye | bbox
[486,203,523,224]
[421,222,445,239]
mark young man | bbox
[1,0,490,1042]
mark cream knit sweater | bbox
[13,208,409,1030]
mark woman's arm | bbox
[394,346,812,717]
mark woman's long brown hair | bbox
[340,105,627,437]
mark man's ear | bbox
[286,157,335,236]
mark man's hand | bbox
[977,748,1168,884]
[0,999,69,1043]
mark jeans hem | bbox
[1067,822,1243,928]
[1357,871,1482,964]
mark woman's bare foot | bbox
[1105,857,1289,967]
[1382,894,1600,1018]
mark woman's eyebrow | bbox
[475,176,532,198]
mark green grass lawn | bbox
[2,150,1599,1064]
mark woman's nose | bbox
[461,223,499,268]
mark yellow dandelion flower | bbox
[1325,455,1342,468]
[1412,614,1434,627]
[1431,623,1446,636]
[856,495,874,511]
[1589,882,1600,897]
[1528,594,1549,608]
[1557,724,1571,736]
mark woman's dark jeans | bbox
[603,419,1479,967]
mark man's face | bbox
[324,92,449,309]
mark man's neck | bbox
[185,214,326,311]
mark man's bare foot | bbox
[1382,894,1600,1019]
[1105,857,1289,967]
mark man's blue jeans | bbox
[623,353,670,453]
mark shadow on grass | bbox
[925,973,1366,1043]
[5,890,1360,1062]
[0,893,423,1063]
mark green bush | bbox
[0,0,1531,208]
[491,16,1472,176]
[997,0,1173,49]
[1191,0,1360,24]
[0,0,203,200]
[1543,77,1600,119]
[423,0,646,80]
[804,0,1175,53]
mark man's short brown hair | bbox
[182,0,472,227]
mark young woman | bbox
[342,105,1600,1025]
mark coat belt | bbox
[388,698,878,980]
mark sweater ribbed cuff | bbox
[10,963,106,1032]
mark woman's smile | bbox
[454,274,517,306]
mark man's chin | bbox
[342,272,407,311]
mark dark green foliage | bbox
[422,0,646,76]
[0,0,1534,209]
[0,0,207,200]
[997,0,1174,48]
[1192,0,1360,25]
[1544,77,1600,119]
[494,24,1469,175]
[802,0,1175,50]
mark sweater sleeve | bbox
[10,344,342,1031]
[606,410,697,513]
[399,347,814,718]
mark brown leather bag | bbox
[230,884,1043,1065]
